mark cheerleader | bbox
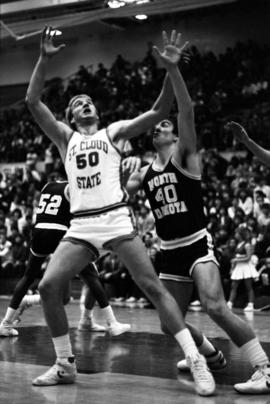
[227,225,259,311]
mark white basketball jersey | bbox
[65,129,128,216]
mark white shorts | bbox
[62,206,136,258]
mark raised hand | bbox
[40,26,65,58]
[153,30,189,68]
[122,156,141,174]
[225,121,249,143]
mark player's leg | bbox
[0,252,45,336]
[159,279,193,335]
[32,240,96,387]
[193,261,270,394]
[14,259,73,326]
[161,279,226,372]
[77,269,106,332]
[80,264,130,335]
[111,235,215,396]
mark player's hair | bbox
[164,117,178,137]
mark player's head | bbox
[152,119,177,149]
[65,94,99,130]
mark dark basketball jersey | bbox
[35,181,71,229]
[142,157,206,243]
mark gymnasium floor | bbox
[0,298,270,404]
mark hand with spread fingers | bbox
[121,156,142,186]
[122,156,141,174]
[225,121,249,144]
[153,30,189,68]
[40,26,65,58]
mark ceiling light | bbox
[135,14,148,20]
[106,0,151,8]
[106,0,125,8]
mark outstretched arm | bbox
[25,26,72,158]
[226,121,270,167]
[109,31,188,145]
[154,31,200,174]
[110,74,173,143]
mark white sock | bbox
[81,308,93,321]
[198,335,216,357]
[52,334,73,359]
[240,337,269,368]
[174,328,199,359]
[24,295,41,305]
[79,285,88,310]
[101,305,117,325]
[2,307,17,324]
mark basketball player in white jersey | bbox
[126,49,270,394]
[25,27,216,395]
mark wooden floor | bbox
[0,299,270,404]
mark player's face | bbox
[71,95,98,123]
[152,120,175,148]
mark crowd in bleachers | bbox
[0,39,270,305]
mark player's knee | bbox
[202,296,226,319]
[38,279,58,300]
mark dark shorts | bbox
[159,236,219,283]
[30,228,66,257]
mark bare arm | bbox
[109,31,191,147]
[125,165,149,196]
[155,31,200,175]
[110,74,173,144]
[226,121,270,167]
[234,243,252,263]
[167,66,196,153]
[25,26,72,158]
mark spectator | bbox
[0,228,13,273]
[10,233,28,275]
[253,190,269,220]
[257,203,270,230]
[237,189,253,216]
[227,226,259,311]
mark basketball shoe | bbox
[0,321,18,337]
[107,321,131,336]
[177,349,226,372]
[77,317,106,332]
[32,356,76,386]
[234,365,270,394]
[186,353,216,396]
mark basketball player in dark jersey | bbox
[127,46,270,394]
[0,180,130,337]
